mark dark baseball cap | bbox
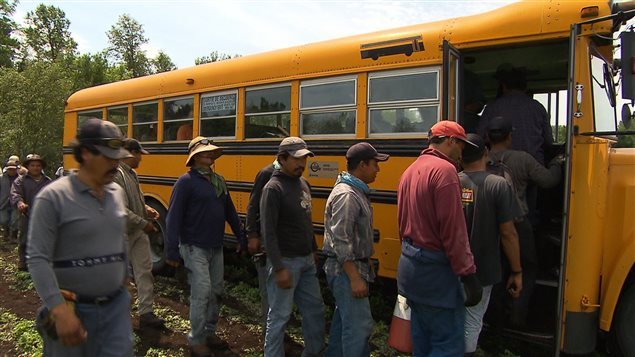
[279,137,314,158]
[76,118,132,160]
[124,138,149,154]
[346,142,389,162]
[487,116,514,134]
[461,133,488,164]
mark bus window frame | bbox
[367,67,441,138]
[200,90,238,141]
[244,83,292,141]
[300,75,357,138]
[132,100,159,143]
[163,95,195,142]
[77,109,103,130]
[106,105,129,138]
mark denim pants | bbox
[38,288,133,357]
[264,255,325,356]
[128,230,155,315]
[0,206,19,233]
[325,272,374,357]
[180,244,224,346]
[464,285,493,353]
[408,300,465,357]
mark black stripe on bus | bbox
[63,138,426,157]
[137,175,398,205]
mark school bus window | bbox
[107,106,128,137]
[369,106,437,134]
[78,110,103,130]
[300,77,356,136]
[164,97,194,141]
[200,92,237,139]
[245,86,291,139]
[368,70,438,103]
[133,102,158,142]
[368,68,440,136]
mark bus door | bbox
[443,40,462,123]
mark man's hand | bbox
[506,272,523,299]
[275,268,292,289]
[142,222,158,234]
[145,205,160,220]
[350,276,369,298]
[166,259,180,268]
[50,303,87,346]
[17,202,28,215]
[247,238,261,255]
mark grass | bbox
[0,308,42,357]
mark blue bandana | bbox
[335,171,370,195]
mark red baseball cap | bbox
[429,121,477,147]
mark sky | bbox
[14,0,518,69]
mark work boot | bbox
[206,333,229,350]
[190,344,212,357]
[139,312,166,329]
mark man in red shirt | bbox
[397,120,482,356]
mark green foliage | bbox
[107,14,150,78]
[0,0,18,68]
[615,121,635,148]
[0,308,42,357]
[152,51,176,73]
[194,51,240,65]
[23,4,77,62]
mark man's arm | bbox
[524,152,562,189]
[10,176,27,213]
[165,178,187,264]
[260,185,282,270]
[112,170,148,233]
[500,221,522,297]
[245,166,272,253]
[225,191,246,251]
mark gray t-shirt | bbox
[459,171,520,286]
[27,174,128,309]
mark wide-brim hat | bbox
[186,136,223,166]
[24,154,46,168]
[4,160,17,169]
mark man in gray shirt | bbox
[323,142,389,356]
[27,118,133,356]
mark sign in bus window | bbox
[245,86,291,139]
[302,111,356,135]
[369,72,438,103]
[107,107,128,137]
[200,93,236,139]
[300,81,356,109]
[164,97,194,141]
[369,106,438,134]
[133,102,158,142]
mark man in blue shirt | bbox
[165,136,245,357]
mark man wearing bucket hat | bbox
[260,137,325,356]
[5,155,27,176]
[27,118,134,356]
[323,142,389,356]
[113,139,165,329]
[10,153,52,271]
[0,160,20,242]
[397,120,482,355]
[165,136,245,357]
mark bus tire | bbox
[610,282,635,356]
[145,199,167,275]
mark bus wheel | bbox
[610,282,635,356]
[146,200,167,275]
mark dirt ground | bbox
[0,239,305,357]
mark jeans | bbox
[180,244,224,346]
[464,285,493,353]
[409,300,465,357]
[38,288,133,357]
[325,272,374,357]
[264,255,325,357]
[0,206,19,233]
[128,230,155,315]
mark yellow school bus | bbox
[63,1,635,354]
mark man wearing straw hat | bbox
[165,136,245,357]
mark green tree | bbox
[70,53,111,89]
[194,51,239,65]
[0,0,19,68]
[152,50,176,73]
[106,14,149,77]
[23,4,77,62]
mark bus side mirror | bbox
[622,103,633,129]
[620,31,635,100]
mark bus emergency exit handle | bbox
[580,295,601,309]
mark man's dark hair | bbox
[462,147,486,165]
[71,140,99,164]
[428,136,448,145]
[487,131,511,145]
[347,159,370,172]
[277,152,289,161]
[500,69,527,90]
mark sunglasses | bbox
[83,138,125,150]
[192,138,214,149]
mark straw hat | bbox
[186,136,223,166]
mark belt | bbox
[53,253,125,269]
[74,288,124,305]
